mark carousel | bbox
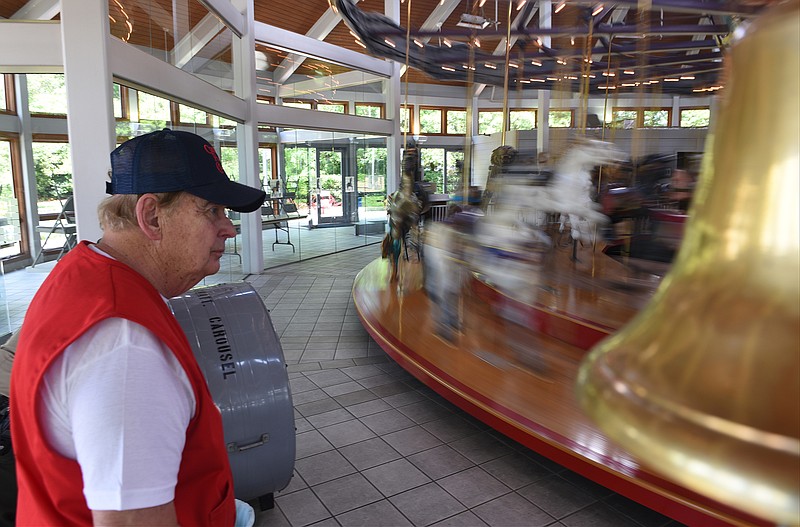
[348,1,799,526]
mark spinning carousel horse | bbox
[490,139,625,244]
[382,172,421,282]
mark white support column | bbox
[537,0,552,156]
[14,74,41,260]
[232,0,263,275]
[672,95,681,127]
[60,0,115,244]
[385,0,401,195]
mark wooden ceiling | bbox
[0,0,778,92]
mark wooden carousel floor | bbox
[352,245,769,527]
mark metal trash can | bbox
[169,283,295,501]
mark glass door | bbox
[312,147,349,226]
[0,139,25,260]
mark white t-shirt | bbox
[39,308,195,510]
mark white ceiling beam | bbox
[257,103,392,135]
[173,13,226,69]
[255,22,392,79]
[272,1,364,86]
[108,35,247,121]
[11,0,60,20]
[0,21,62,71]
[278,69,383,98]
[473,4,538,97]
[200,0,244,37]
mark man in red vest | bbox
[10,129,265,526]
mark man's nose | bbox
[221,216,237,239]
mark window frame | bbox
[679,107,711,128]
[1,74,15,114]
[354,102,385,119]
[548,109,574,128]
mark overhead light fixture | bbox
[443,38,452,47]
[479,0,488,6]
[384,38,396,48]
[592,4,605,16]
[473,37,481,47]
[555,0,566,14]
[485,63,497,69]
[413,39,424,48]
[517,0,527,11]
[624,70,635,75]
[531,59,542,66]
[680,75,695,80]
[442,66,455,71]
[457,13,491,29]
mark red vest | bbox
[10,242,235,526]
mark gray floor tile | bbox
[382,425,444,456]
[333,389,378,407]
[275,488,332,527]
[312,473,383,516]
[338,437,402,471]
[438,466,511,508]
[295,430,335,459]
[318,419,377,448]
[397,399,455,424]
[362,458,431,497]
[560,501,643,527]
[390,482,466,526]
[449,432,515,465]
[345,398,392,418]
[407,444,475,480]
[335,500,413,527]
[294,449,357,486]
[306,408,355,429]
[472,492,555,527]
[360,408,417,435]
[480,451,554,489]
[518,474,598,519]
[429,510,490,527]
[420,414,482,443]
[295,397,342,417]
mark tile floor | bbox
[1,243,683,527]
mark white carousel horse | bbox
[492,139,625,244]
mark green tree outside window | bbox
[680,109,710,127]
[510,110,536,130]
[644,110,669,127]
[446,110,466,134]
[26,74,67,115]
[318,104,345,113]
[355,105,382,118]
[420,109,442,134]
[478,111,503,134]
[421,148,445,193]
[180,104,208,124]
[549,111,572,128]
[400,107,411,132]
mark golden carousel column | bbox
[576,1,799,525]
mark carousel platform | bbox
[352,245,770,527]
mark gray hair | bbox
[97,192,183,232]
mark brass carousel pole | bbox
[500,0,513,146]
[576,2,800,524]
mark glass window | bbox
[32,141,73,255]
[219,146,239,179]
[445,150,464,194]
[680,108,710,128]
[1,75,7,111]
[644,109,669,127]
[510,110,536,130]
[137,91,171,127]
[419,108,442,134]
[549,110,573,128]
[400,106,412,133]
[478,111,503,134]
[318,103,346,114]
[26,74,67,115]
[612,110,638,128]
[0,140,22,258]
[421,148,445,192]
[179,104,209,125]
[446,110,467,134]
[112,84,123,119]
[284,101,312,109]
[355,103,383,118]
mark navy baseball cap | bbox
[108,129,266,213]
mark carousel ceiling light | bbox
[485,63,497,69]
[592,4,605,16]
[680,75,695,80]
[355,39,366,48]
[624,70,635,74]
[384,38,396,48]
[602,71,615,76]
[664,78,680,82]
[473,37,481,47]
[443,38,452,47]
[479,0,488,6]
[442,65,455,71]
[413,38,424,47]
[555,0,566,14]
[517,0,527,11]
[531,59,542,66]
[457,13,491,29]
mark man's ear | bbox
[136,194,163,241]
